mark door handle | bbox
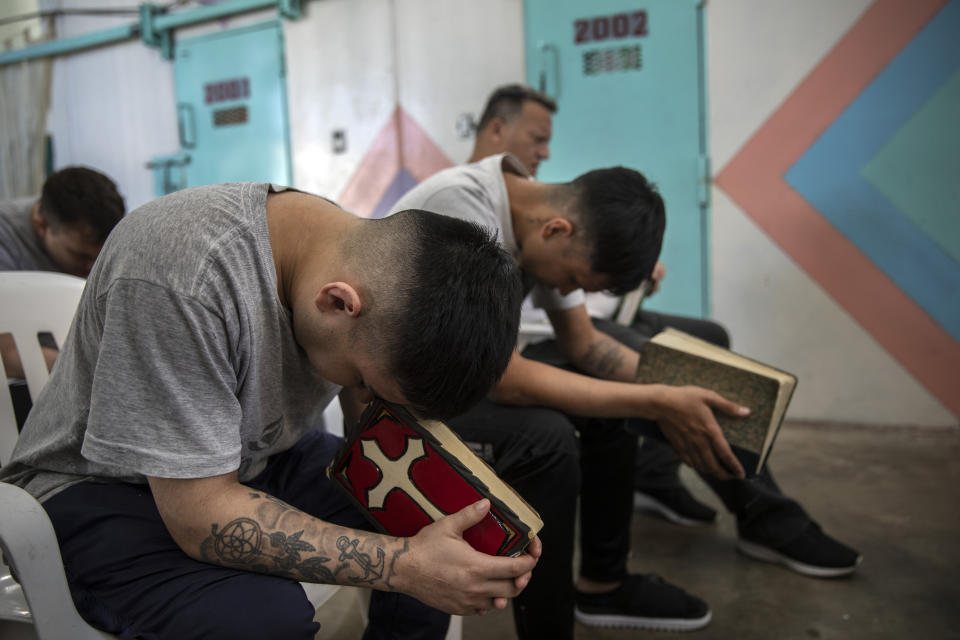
[177,103,196,149]
[145,151,191,195]
[537,42,561,100]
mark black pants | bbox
[43,430,449,640]
[602,313,814,547]
[448,401,636,640]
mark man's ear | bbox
[315,282,363,317]
[487,117,508,142]
[542,217,574,239]
[30,203,48,238]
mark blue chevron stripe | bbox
[786,0,960,340]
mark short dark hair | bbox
[38,166,125,243]
[355,211,522,419]
[569,167,666,296]
[476,84,557,133]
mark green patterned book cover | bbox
[635,329,797,475]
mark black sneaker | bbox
[634,486,718,526]
[574,574,712,631]
[737,523,862,578]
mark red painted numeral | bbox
[632,11,648,37]
[592,16,610,41]
[613,14,629,38]
[574,19,589,43]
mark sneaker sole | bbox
[575,607,712,632]
[633,492,715,527]
[736,538,862,578]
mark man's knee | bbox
[513,406,580,459]
[450,403,579,465]
[493,407,582,509]
[449,403,581,508]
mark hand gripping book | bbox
[327,399,543,557]
[635,328,798,476]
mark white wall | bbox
[285,0,397,198]
[285,0,524,198]
[393,0,525,167]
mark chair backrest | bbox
[0,271,86,466]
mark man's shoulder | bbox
[97,183,273,295]
[0,196,34,213]
[0,197,35,232]
[391,158,504,216]
[0,197,49,271]
[115,183,268,245]
[417,161,496,194]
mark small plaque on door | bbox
[213,106,249,126]
[583,45,643,75]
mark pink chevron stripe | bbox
[338,107,453,217]
[338,108,402,217]
[396,108,453,182]
[715,0,959,417]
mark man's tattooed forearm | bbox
[581,337,626,377]
[199,517,336,582]
[199,516,390,585]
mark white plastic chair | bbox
[0,271,109,640]
[0,272,85,466]
[0,271,460,639]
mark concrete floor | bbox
[461,421,960,640]
[314,421,960,639]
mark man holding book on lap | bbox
[393,108,861,635]
[0,183,539,639]
[389,84,862,640]
[467,84,861,584]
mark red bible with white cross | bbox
[327,399,542,557]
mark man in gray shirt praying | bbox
[1,182,536,639]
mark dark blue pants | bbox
[43,430,449,640]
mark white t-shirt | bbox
[389,153,585,313]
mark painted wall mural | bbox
[715,0,959,417]
[337,106,452,219]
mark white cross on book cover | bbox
[327,399,542,557]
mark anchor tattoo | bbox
[336,535,385,583]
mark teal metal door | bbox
[524,0,709,317]
[171,21,291,189]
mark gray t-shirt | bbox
[0,183,340,502]
[390,153,584,311]
[0,197,57,271]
